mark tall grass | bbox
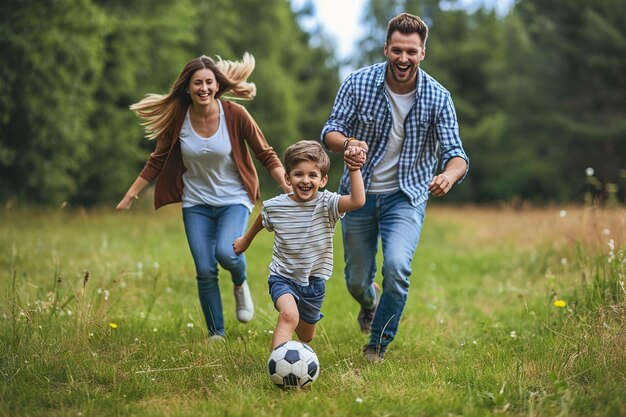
[1,204,624,416]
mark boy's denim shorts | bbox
[268,274,326,324]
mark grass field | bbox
[1,203,625,416]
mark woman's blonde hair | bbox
[130,53,256,140]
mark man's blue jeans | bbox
[340,190,426,352]
[182,204,250,336]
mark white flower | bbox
[510,331,517,338]
[186,322,194,328]
[585,167,594,177]
[356,397,364,404]
[559,210,567,218]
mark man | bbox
[321,12,469,363]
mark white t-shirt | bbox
[261,190,343,285]
[179,100,253,211]
[368,84,416,194]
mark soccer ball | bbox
[267,341,320,388]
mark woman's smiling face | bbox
[187,68,219,107]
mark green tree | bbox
[77,0,197,205]
[0,0,108,205]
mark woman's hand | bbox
[116,194,137,210]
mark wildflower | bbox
[585,167,594,177]
[510,331,517,338]
[186,322,194,328]
[553,300,566,308]
[109,322,118,329]
[356,397,364,404]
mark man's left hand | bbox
[428,173,454,197]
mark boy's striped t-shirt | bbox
[261,190,343,285]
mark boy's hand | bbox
[233,237,249,256]
[344,144,367,171]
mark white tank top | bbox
[179,101,253,211]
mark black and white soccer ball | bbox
[267,341,320,388]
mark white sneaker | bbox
[234,281,254,323]
[207,334,226,343]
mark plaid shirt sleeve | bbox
[321,73,358,144]
[436,94,469,182]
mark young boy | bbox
[233,140,365,349]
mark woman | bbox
[117,53,291,340]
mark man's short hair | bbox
[386,12,429,46]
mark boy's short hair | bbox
[283,140,331,177]
[386,12,429,46]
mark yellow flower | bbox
[553,300,566,308]
[109,322,119,329]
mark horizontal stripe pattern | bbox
[262,190,342,285]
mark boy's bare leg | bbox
[295,320,316,344]
[272,294,299,349]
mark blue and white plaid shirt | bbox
[321,63,469,207]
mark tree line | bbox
[356,0,625,205]
[0,0,624,207]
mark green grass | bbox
[1,204,625,416]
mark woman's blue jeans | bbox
[340,190,426,351]
[182,204,250,336]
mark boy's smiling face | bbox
[285,160,328,203]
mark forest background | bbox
[0,0,624,208]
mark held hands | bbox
[428,173,454,197]
[344,139,368,171]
